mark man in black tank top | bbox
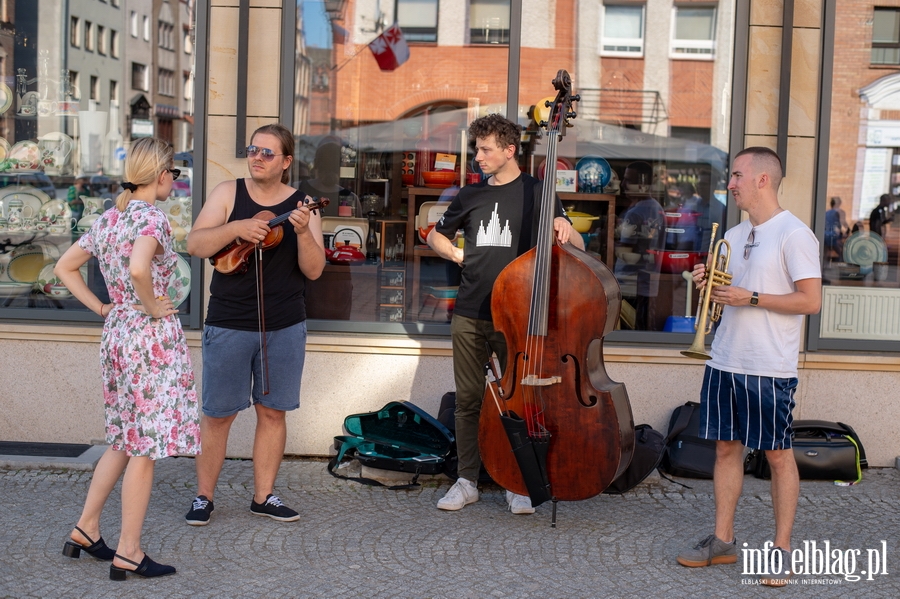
[183,124,326,526]
[427,115,582,516]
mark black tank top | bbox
[206,179,308,331]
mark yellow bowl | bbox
[567,211,599,233]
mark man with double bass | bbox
[184,123,326,525]
[677,147,821,587]
[427,114,582,515]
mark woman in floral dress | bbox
[55,137,200,580]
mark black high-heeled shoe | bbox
[62,526,116,561]
[109,554,176,580]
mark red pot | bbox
[328,242,366,265]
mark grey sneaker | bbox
[505,491,535,515]
[436,478,479,511]
[760,547,792,587]
[676,534,738,567]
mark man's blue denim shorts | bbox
[200,321,307,417]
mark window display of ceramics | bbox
[0,82,12,115]
[37,131,74,176]
[0,185,51,218]
[169,253,191,309]
[6,242,58,284]
[76,212,100,232]
[34,261,87,297]
[38,199,74,225]
[575,155,612,193]
[843,231,887,274]
[80,195,108,216]
[7,140,42,170]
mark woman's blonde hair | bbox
[115,137,175,211]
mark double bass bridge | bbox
[521,375,562,386]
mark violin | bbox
[477,70,634,523]
[210,197,329,274]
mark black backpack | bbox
[602,424,667,494]
[660,401,717,479]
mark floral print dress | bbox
[78,200,200,460]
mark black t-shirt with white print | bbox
[433,173,567,321]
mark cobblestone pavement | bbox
[1,458,898,598]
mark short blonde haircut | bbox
[115,137,175,211]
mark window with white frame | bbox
[671,6,716,58]
[470,0,509,44]
[396,0,438,42]
[130,11,138,37]
[183,71,192,101]
[183,25,193,54]
[110,80,118,106]
[111,30,119,58]
[90,76,99,101]
[600,4,644,57]
[143,15,150,41]
[158,68,175,97]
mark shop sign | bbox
[865,120,900,147]
[132,119,154,138]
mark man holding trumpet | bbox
[676,147,821,587]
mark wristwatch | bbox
[749,292,759,306]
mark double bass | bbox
[477,70,634,520]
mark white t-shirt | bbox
[707,210,821,378]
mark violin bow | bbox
[255,242,270,395]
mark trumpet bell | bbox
[680,344,711,360]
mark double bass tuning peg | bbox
[571,94,581,102]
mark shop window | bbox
[396,0,438,42]
[0,2,196,325]
[671,6,716,59]
[85,21,94,52]
[470,0,509,44]
[132,62,149,91]
[70,16,80,48]
[872,8,900,65]
[601,4,645,57]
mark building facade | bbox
[1,0,898,467]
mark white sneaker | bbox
[506,491,535,515]
[437,478,479,511]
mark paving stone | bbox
[0,458,898,597]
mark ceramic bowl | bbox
[567,211,599,233]
[422,171,457,187]
[46,284,71,298]
[621,252,641,265]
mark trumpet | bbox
[681,223,732,360]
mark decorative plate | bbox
[0,83,12,115]
[38,199,74,223]
[7,245,52,283]
[0,185,52,218]
[576,155,612,193]
[537,157,574,181]
[168,253,191,309]
[8,140,42,170]
[843,231,887,274]
[0,137,10,162]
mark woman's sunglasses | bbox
[246,145,285,162]
[167,168,181,180]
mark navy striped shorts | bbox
[698,365,798,450]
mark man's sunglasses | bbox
[246,145,285,162]
[167,168,181,180]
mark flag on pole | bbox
[368,23,410,72]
